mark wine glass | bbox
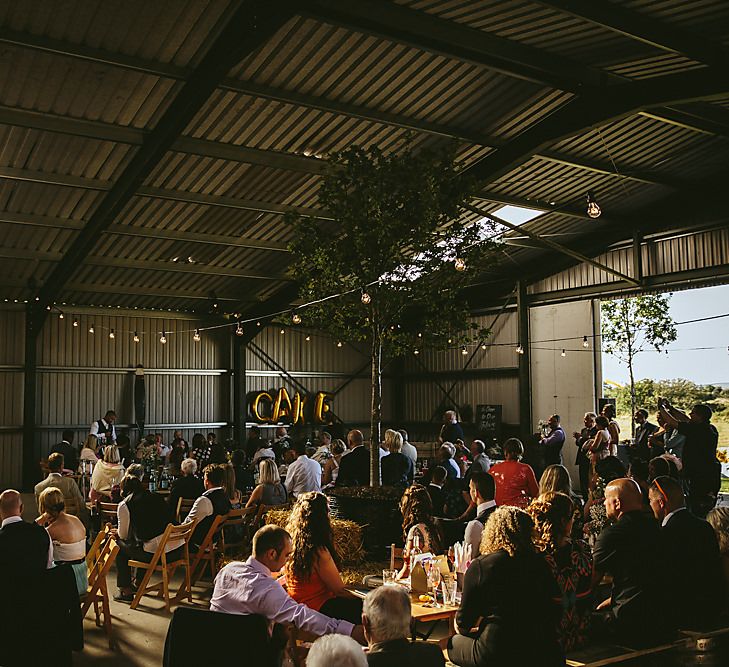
[427,561,442,607]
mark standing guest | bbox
[573,412,597,498]
[583,416,611,465]
[285,492,363,624]
[336,430,370,487]
[171,430,189,456]
[35,453,86,519]
[116,434,134,468]
[539,415,566,466]
[308,635,367,667]
[190,433,212,478]
[398,485,442,578]
[168,458,204,519]
[36,487,88,595]
[646,412,667,460]
[89,410,117,445]
[89,444,125,502]
[659,400,720,518]
[398,429,418,465]
[463,472,497,558]
[426,466,447,517]
[313,432,333,466]
[322,439,347,487]
[244,426,267,463]
[112,475,184,602]
[211,525,365,642]
[466,440,491,478]
[662,414,686,461]
[167,437,187,477]
[707,507,729,603]
[363,585,445,666]
[540,464,584,538]
[380,429,414,488]
[601,404,620,457]
[593,479,674,647]
[246,459,288,507]
[631,409,657,463]
[437,443,461,480]
[78,434,99,466]
[448,506,563,667]
[184,465,232,550]
[489,438,539,509]
[528,492,593,652]
[439,410,464,444]
[0,489,52,572]
[285,440,322,498]
[50,430,79,474]
[648,476,725,628]
[272,426,292,463]
[252,440,276,467]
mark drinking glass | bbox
[382,569,398,586]
[441,576,457,606]
[427,562,442,607]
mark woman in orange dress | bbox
[284,492,362,624]
[489,438,539,508]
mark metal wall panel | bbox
[0,308,24,488]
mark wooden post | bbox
[517,281,532,443]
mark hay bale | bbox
[264,508,365,564]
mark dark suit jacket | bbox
[662,508,726,628]
[427,484,446,516]
[368,639,445,667]
[633,421,658,461]
[336,446,371,486]
[50,440,79,472]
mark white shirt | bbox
[1,516,53,568]
[211,556,354,636]
[185,487,223,526]
[464,500,497,559]
[90,418,116,441]
[662,506,688,527]
[117,497,183,553]
[401,441,418,463]
[284,455,322,497]
[253,447,276,465]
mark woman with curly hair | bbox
[285,492,362,624]
[528,492,593,652]
[397,484,442,577]
[448,506,563,667]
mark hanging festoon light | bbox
[454,257,466,272]
[336,341,343,348]
[193,329,201,342]
[561,349,567,357]
[89,323,95,334]
[292,313,302,325]
[73,318,79,328]
[414,349,420,355]
[58,312,64,320]
[235,321,244,337]
[586,191,601,219]
[481,342,488,350]
[160,330,167,344]
[583,335,589,348]
[133,331,140,343]
[256,321,261,327]
[280,328,285,335]
[461,346,468,356]
[516,344,524,355]
[361,290,371,305]
[305,335,311,342]
[109,329,115,340]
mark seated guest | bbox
[35,453,86,519]
[322,438,347,487]
[489,438,539,509]
[528,492,593,652]
[308,635,367,667]
[126,462,145,480]
[648,476,725,628]
[252,440,276,467]
[426,466,447,516]
[467,440,491,478]
[363,585,445,666]
[380,429,414,487]
[336,429,370,487]
[89,444,125,502]
[707,507,729,604]
[0,489,52,573]
[398,429,417,464]
[211,525,365,643]
[448,506,563,667]
[285,492,362,624]
[539,464,583,540]
[116,434,134,468]
[184,464,232,550]
[583,456,626,543]
[189,433,212,477]
[627,460,650,504]
[36,487,88,595]
[437,443,461,480]
[244,425,267,463]
[285,440,322,497]
[245,459,288,508]
[209,435,228,465]
[221,463,243,508]
[50,430,79,474]
[398,484,442,578]
[593,478,674,647]
[78,434,99,466]
[647,455,680,482]
[167,437,188,477]
[168,458,205,518]
[463,472,497,558]
[112,474,183,602]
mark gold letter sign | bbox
[249,389,333,425]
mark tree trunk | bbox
[625,302,636,438]
[370,336,382,488]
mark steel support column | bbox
[517,281,532,442]
[22,306,40,490]
[232,334,246,448]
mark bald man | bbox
[593,478,674,647]
[0,489,52,573]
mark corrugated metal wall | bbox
[0,308,25,489]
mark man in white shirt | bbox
[463,472,497,559]
[90,410,117,444]
[184,465,231,549]
[211,525,365,643]
[398,429,418,464]
[285,440,322,497]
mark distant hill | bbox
[713,382,729,389]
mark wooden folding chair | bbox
[176,497,196,523]
[81,526,120,649]
[220,507,258,556]
[254,504,271,528]
[98,501,119,526]
[129,521,197,612]
[189,513,227,585]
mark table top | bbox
[347,586,457,622]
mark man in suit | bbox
[538,414,565,466]
[426,466,447,516]
[648,475,725,628]
[336,429,370,487]
[0,489,51,573]
[463,473,497,559]
[573,412,597,498]
[35,452,86,521]
[50,429,79,473]
[364,585,445,667]
[631,409,658,463]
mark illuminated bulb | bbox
[337,341,343,348]
[454,257,466,272]
[193,329,201,342]
[417,332,422,338]
[305,335,311,342]
[133,332,140,343]
[160,332,167,344]
[280,328,285,335]
[481,342,487,350]
[256,321,261,327]
[461,346,468,356]
[516,344,524,354]
[561,349,566,357]
[447,338,453,344]
[89,324,95,334]
[58,312,64,319]
[361,291,371,305]
[582,336,589,348]
[235,323,244,337]
[414,349,420,355]
[292,313,302,325]
[46,305,51,311]
[109,329,115,340]
[586,191,601,219]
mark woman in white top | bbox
[601,404,621,457]
[321,439,347,487]
[90,444,125,502]
[36,486,87,595]
[583,415,611,465]
[397,484,442,578]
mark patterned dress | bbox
[544,539,593,652]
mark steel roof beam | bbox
[63,283,249,303]
[639,107,729,139]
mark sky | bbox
[601,284,729,387]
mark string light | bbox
[481,342,487,350]
[447,338,453,344]
[417,332,422,338]
[414,349,420,355]
[292,313,302,325]
[461,346,468,356]
[256,321,261,327]
[361,291,371,305]
[193,329,201,342]
[58,312,64,320]
[454,257,466,272]
[582,336,589,348]
[336,341,343,348]
[586,191,601,219]
[133,332,140,343]
[160,331,167,344]
[109,329,115,340]
[305,335,311,342]
[280,328,285,335]
[88,324,95,334]
[561,349,566,357]
[235,322,244,337]
[516,344,524,354]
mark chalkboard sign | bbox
[476,404,502,442]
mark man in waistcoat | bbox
[184,464,231,550]
[90,409,117,445]
[463,473,497,559]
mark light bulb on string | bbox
[256,321,261,327]
[336,341,343,348]
[109,329,115,340]
[481,342,487,350]
[461,346,468,356]
[561,349,566,357]
[160,331,167,344]
[73,318,79,328]
[305,335,311,342]
[89,324,95,334]
[414,349,420,355]
[361,291,371,305]
[58,312,64,320]
[133,332,140,343]
[193,329,201,342]
[454,257,466,272]
[516,344,524,355]
[586,191,601,219]
[447,337,453,345]
[292,313,302,325]
[582,336,589,348]
[280,328,285,335]
[417,332,422,338]
[235,322,244,337]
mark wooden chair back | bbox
[176,497,196,523]
[221,507,258,555]
[190,513,227,585]
[82,526,120,649]
[98,501,119,525]
[129,520,198,612]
